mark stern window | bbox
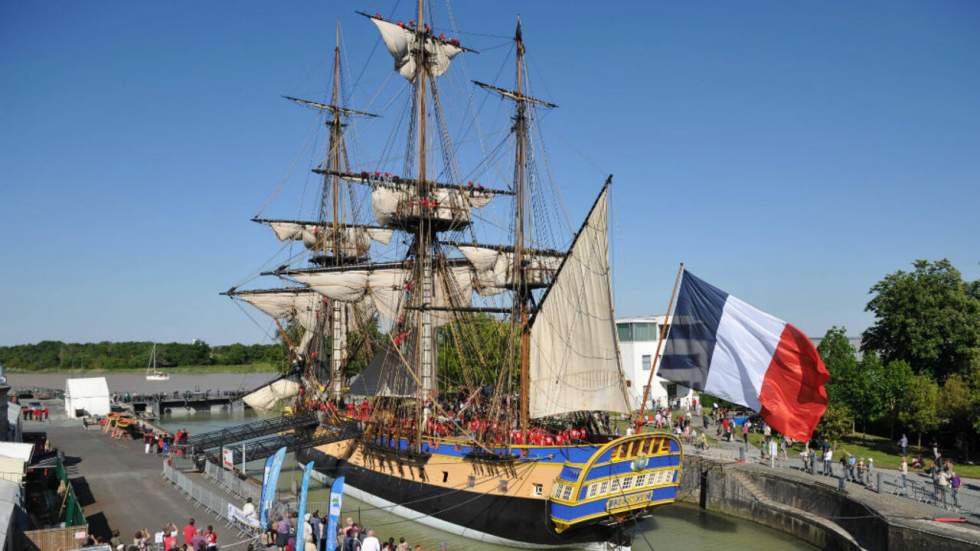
[533,483,543,497]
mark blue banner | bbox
[259,447,287,529]
[296,461,314,548]
[325,476,345,551]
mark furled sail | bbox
[233,289,324,356]
[457,246,564,295]
[264,221,393,257]
[369,18,463,80]
[290,265,474,326]
[242,375,302,411]
[528,184,631,418]
[371,186,493,228]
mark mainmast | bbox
[414,0,436,448]
[326,23,347,401]
[513,19,531,434]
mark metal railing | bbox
[204,460,262,503]
[161,460,261,538]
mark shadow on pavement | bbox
[70,477,96,507]
[63,455,83,467]
[85,511,115,542]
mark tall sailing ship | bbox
[225,4,682,548]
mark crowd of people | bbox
[139,425,190,455]
[115,518,218,551]
[261,511,445,551]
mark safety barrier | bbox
[161,460,261,538]
[204,460,262,503]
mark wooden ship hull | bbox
[298,431,682,548]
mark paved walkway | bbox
[688,436,980,525]
[37,421,233,547]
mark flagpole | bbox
[635,262,684,429]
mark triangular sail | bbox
[528,183,631,418]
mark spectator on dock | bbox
[899,457,909,496]
[899,433,908,457]
[242,497,257,523]
[164,524,178,551]
[822,445,833,476]
[361,529,381,551]
[203,525,218,551]
[182,519,197,547]
[276,514,291,551]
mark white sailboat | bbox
[145,344,170,381]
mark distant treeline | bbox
[0,340,284,371]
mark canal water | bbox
[157,411,816,551]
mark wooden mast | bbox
[514,18,531,434]
[636,263,684,426]
[328,22,346,401]
[414,0,434,450]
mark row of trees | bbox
[816,259,980,459]
[0,340,285,371]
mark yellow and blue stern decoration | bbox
[548,433,682,533]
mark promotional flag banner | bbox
[296,461,314,547]
[658,270,830,441]
[259,447,287,528]
[325,475,346,551]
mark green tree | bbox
[897,373,941,447]
[862,259,980,379]
[879,359,914,438]
[939,371,980,461]
[819,327,883,432]
[817,403,853,445]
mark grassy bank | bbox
[743,431,980,478]
[7,363,280,374]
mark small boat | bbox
[145,344,170,381]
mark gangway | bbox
[210,422,360,464]
[186,413,318,452]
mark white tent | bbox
[64,377,111,418]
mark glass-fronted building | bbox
[616,316,695,410]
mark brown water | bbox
[7,371,277,394]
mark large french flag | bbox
[658,270,830,441]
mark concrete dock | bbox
[42,423,231,543]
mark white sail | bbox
[236,290,324,356]
[292,265,474,327]
[370,18,462,81]
[457,246,563,295]
[528,186,631,418]
[266,222,393,257]
[242,378,302,411]
[371,186,493,227]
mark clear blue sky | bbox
[2,1,978,346]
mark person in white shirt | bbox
[361,529,381,551]
[241,497,257,527]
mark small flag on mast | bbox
[657,270,830,441]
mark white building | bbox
[616,316,696,410]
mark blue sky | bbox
[1,1,978,346]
